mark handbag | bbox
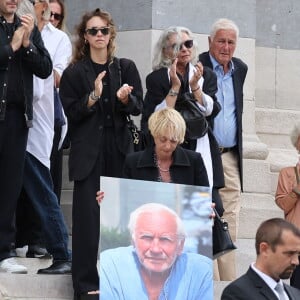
[212,207,237,259]
[126,115,146,152]
[117,58,146,152]
[175,92,208,140]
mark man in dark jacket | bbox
[199,18,248,281]
[221,218,300,300]
[0,0,52,273]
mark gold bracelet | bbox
[191,86,200,92]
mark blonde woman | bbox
[124,107,209,186]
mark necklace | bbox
[157,163,170,172]
[154,153,171,172]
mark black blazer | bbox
[199,51,248,190]
[221,267,300,300]
[141,65,220,132]
[60,57,143,181]
[123,146,209,187]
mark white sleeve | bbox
[197,93,213,116]
[52,34,72,76]
[155,100,168,111]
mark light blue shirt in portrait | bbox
[99,245,213,300]
[209,53,237,148]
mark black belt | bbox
[219,146,236,154]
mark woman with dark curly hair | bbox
[59,8,143,299]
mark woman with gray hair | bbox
[141,26,224,215]
[275,122,300,288]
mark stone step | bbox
[214,281,231,300]
[0,257,73,300]
[214,238,256,299]
[239,192,283,239]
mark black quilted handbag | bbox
[175,92,208,140]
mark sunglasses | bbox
[179,39,193,50]
[85,27,110,36]
[29,0,45,5]
[50,11,64,21]
[168,39,194,51]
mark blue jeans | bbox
[22,152,70,261]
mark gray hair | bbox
[17,0,36,22]
[128,203,186,241]
[210,18,239,41]
[17,0,51,22]
[290,122,300,150]
[152,26,198,70]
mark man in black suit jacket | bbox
[221,218,300,300]
[199,18,248,280]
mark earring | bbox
[84,39,88,44]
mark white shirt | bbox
[26,23,72,168]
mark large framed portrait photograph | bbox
[99,176,212,258]
[99,176,213,300]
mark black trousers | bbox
[72,128,126,295]
[0,108,28,261]
[50,125,64,204]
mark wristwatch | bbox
[168,89,179,97]
[90,91,100,101]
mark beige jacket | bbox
[275,166,300,228]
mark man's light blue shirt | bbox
[99,245,213,300]
[209,53,237,148]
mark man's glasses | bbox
[85,27,110,36]
[50,12,64,21]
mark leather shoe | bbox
[37,260,71,274]
[26,245,52,259]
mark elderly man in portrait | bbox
[99,202,213,300]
